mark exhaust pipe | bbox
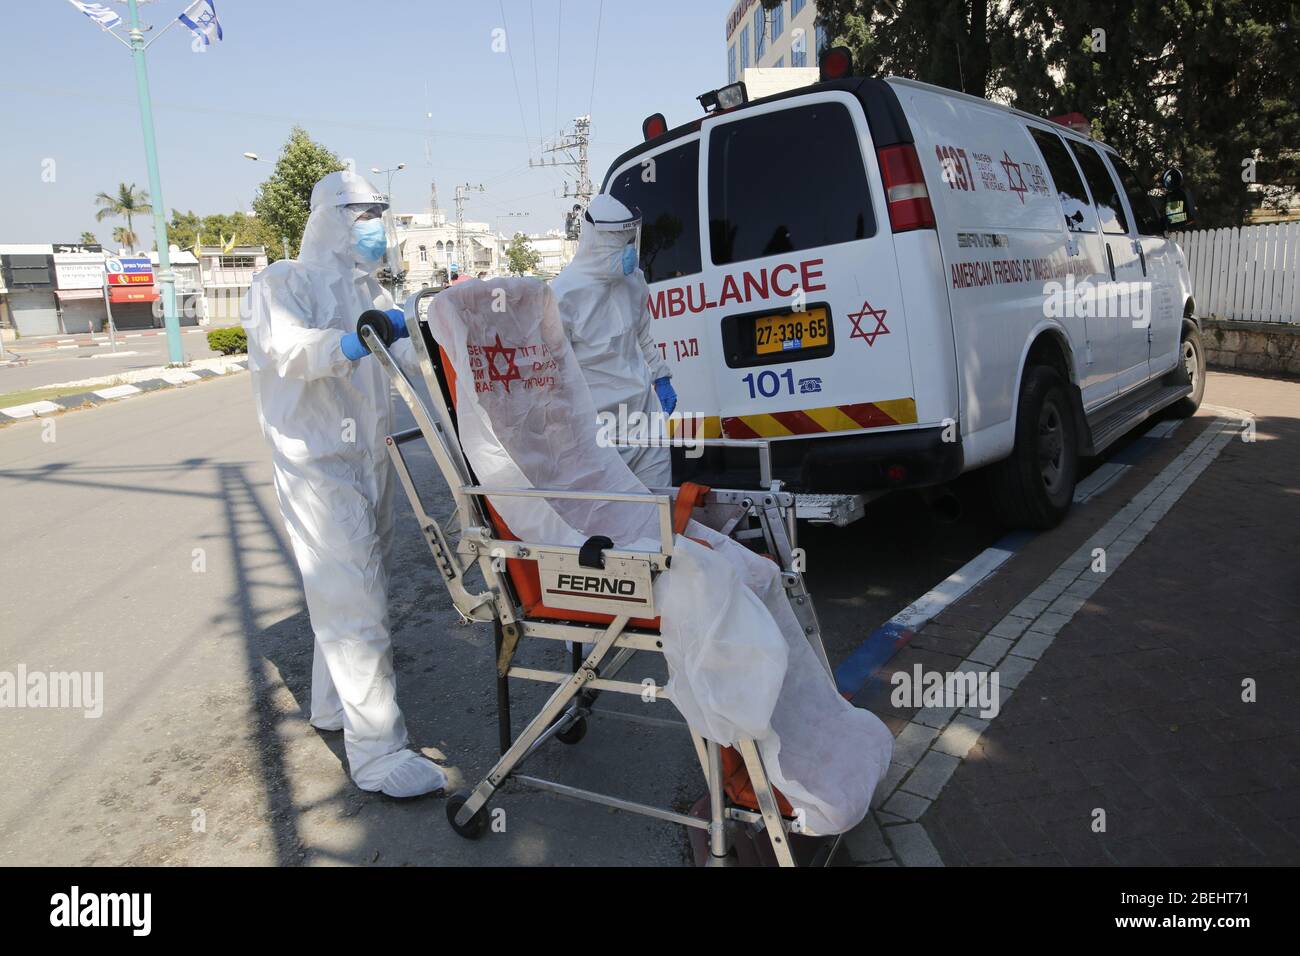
[918,486,962,524]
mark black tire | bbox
[555,716,588,745]
[1167,323,1205,418]
[988,365,1079,529]
[445,790,489,840]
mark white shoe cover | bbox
[379,752,447,798]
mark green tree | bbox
[818,0,1300,227]
[94,182,151,250]
[79,231,98,246]
[168,210,287,261]
[111,225,136,251]
[504,233,540,275]
[251,126,344,259]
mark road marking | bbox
[1072,460,1127,503]
[93,384,141,400]
[836,535,1031,697]
[87,350,140,358]
[0,400,63,419]
[865,416,1239,865]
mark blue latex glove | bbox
[341,332,368,361]
[384,308,409,339]
[654,376,677,414]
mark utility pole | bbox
[127,0,183,364]
[530,115,593,208]
[454,183,484,277]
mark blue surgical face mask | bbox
[620,243,638,276]
[351,218,387,262]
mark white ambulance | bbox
[601,48,1204,529]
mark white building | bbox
[726,1,824,82]
[199,245,268,325]
[393,210,500,292]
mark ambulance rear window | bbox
[608,140,702,283]
[708,102,874,266]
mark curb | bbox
[0,360,247,425]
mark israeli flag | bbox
[179,0,224,46]
[65,1,122,30]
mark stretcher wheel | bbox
[445,790,488,840]
[555,716,588,745]
[356,309,396,352]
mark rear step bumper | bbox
[1084,381,1192,456]
[673,424,963,494]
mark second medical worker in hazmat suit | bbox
[243,170,445,798]
[550,195,676,487]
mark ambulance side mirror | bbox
[1160,166,1197,230]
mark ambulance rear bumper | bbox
[674,425,964,493]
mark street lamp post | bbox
[243,152,291,261]
[126,0,183,365]
[371,163,406,296]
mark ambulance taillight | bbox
[876,144,935,232]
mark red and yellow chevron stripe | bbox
[723,397,917,439]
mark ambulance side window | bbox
[608,140,702,283]
[1109,154,1164,236]
[708,102,874,266]
[1069,140,1129,235]
[1028,127,1097,234]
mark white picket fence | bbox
[1177,222,1300,324]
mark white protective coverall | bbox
[426,277,893,835]
[549,195,673,488]
[243,171,444,798]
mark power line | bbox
[553,0,563,140]
[498,0,535,155]
[530,0,544,140]
[587,0,603,118]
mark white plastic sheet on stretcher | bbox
[358,276,893,866]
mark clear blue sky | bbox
[0,0,728,244]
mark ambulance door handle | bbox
[1134,241,1147,275]
[1105,243,1116,281]
[1066,236,1079,257]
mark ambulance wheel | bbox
[990,365,1078,530]
[555,716,588,745]
[445,790,489,840]
[1167,323,1205,418]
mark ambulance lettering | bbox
[647,258,827,319]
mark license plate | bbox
[754,307,830,355]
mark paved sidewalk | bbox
[851,371,1300,865]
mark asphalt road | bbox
[0,370,1145,865]
[0,330,220,394]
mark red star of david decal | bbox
[1001,150,1028,203]
[848,300,889,347]
[482,333,521,391]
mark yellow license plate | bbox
[754,307,830,355]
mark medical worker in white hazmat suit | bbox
[550,195,676,487]
[243,170,445,798]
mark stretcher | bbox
[357,286,852,867]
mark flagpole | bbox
[126,0,183,365]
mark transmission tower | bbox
[530,115,593,207]
[454,182,485,275]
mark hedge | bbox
[207,326,247,355]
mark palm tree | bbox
[95,183,151,251]
[79,231,98,246]
[112,226,137,251]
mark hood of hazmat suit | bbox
[242,170,443,797]
[549,194,672,488]
[426,278,892,834]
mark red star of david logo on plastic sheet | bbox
[482,333,521,392]
[848,300,890,347]
[1001,150,1028,203]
